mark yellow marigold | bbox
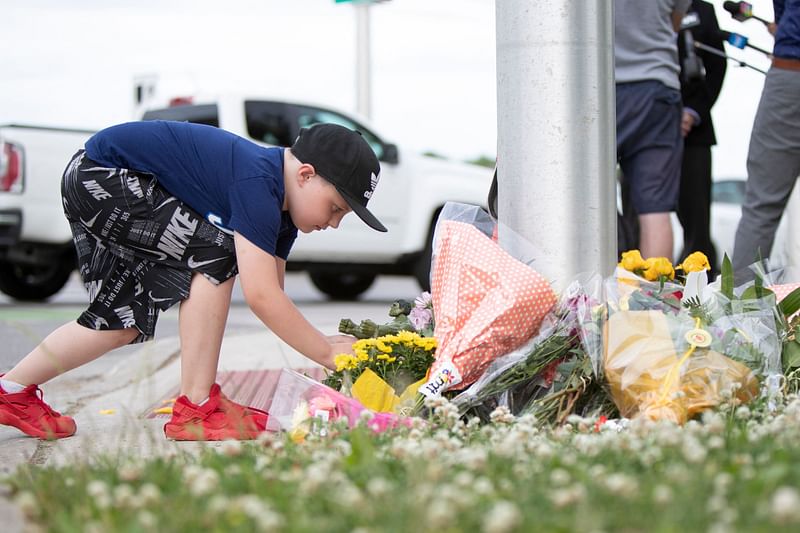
[355,348,370,362]
[334,353,357,372]
[643,257,675,281]
[353,339,371,351]
[395,331,419,344]
[679,251,710,273]
[619,249,647,272]
[375,340,393,353]
[415,337,438,351]
[377,354,390,360]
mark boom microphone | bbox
[722,1,772,26]
[719,29,773,56]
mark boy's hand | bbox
[326,334,357,346]
[322,335,358,371]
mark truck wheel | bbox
[0,260,74,301]
[308,271,376,300]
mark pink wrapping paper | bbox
[771,282,800,320]
[429,221,557,390]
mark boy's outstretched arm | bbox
[234,232,354,369]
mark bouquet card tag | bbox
[420,361,462,398]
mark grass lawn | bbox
[5,397,800,533]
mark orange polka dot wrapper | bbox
[425,220,557,393]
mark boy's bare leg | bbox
[639,212,674,259]
[4,323,139,386]
[178,273,235,404]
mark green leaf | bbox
[721,254,734,299]
[779,287,800,317]
[783,339,800,371]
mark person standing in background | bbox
[676,0,728,278]
[615,0,691,259]
[733,0,800,282]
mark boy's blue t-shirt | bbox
[84,120,297,259]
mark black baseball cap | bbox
[290,123,387,232]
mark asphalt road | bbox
[0,272,422,373]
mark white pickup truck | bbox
[0,96,493,301]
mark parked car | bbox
[0,96,493,301]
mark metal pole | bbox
[355,3,371,119]
[495,0,617,291]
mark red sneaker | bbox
[164,383,269,441]
[0,378,77,440]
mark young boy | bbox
[0,121,386,441]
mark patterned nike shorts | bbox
[61,150,238,343]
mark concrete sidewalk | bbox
[0,327,329,532]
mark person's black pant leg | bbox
[677,144,717,273]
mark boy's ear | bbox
[297,163,316,185]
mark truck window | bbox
[141,104,219,127]
[295,107,385,160]
[244,101,292,146]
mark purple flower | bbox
[415,291,433,310]
[409,307,433,331]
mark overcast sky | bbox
[0,0,776,176]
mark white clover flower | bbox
[426,499,451,529]
[707,522,733,533]
[138,483,161,505]
[137,510,157,529]
[489,405,515,425]
[681,436,708,464]
[735,405,751,420]
[652,484,672,505]
[13,491,38,518]
[208,495,230,514]
[254,455,271,472]
[220,439,243,457]
[707,494,728,514]
[474,477,495,497]
[467,416,482,430]
[771,487,800,525]
[86,480,109,499]
[549,468,571,487]
[707,435,725,450]
[113,484,136,508]
[713,473,733,493]
[255,510,285,532]
[603,473,638,499]
[366,477,391,498]
[482,500,522,533]
[118,462,143,482]
[338,483,364,509]
[189,468,219,496]
[549,485,586,509]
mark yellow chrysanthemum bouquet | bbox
[323,331,437,414]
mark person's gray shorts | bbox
[616,80,683,214]
[61,150,238,343]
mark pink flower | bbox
[409,307,433,330]
[415,291,433,309]
[309,394,337,415]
